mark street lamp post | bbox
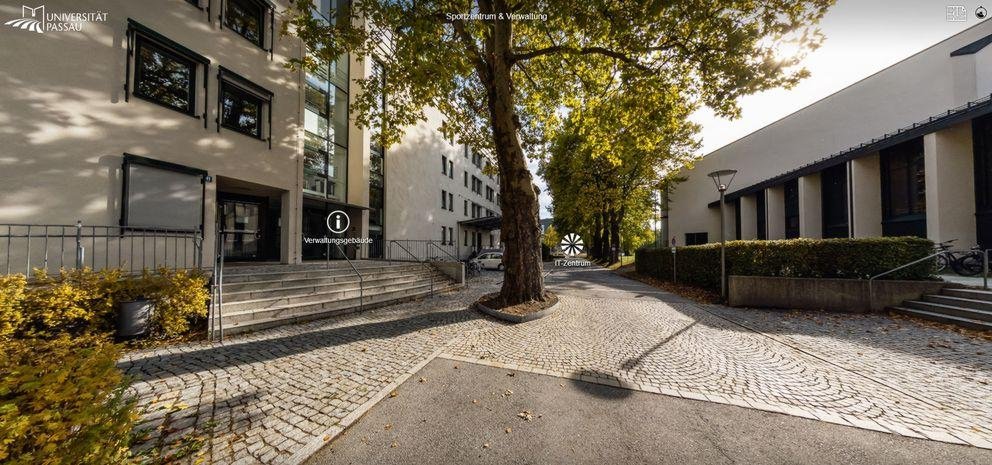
[708,169,737,300]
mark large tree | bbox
[284,0,833,305]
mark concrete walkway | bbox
[305,357,990,465]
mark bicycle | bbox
[934,239,956,273]
[465,259,482,279]
[951,245,987,277]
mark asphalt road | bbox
[305,357,991,465]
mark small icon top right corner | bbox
[945,5,986,22]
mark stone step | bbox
[220,275,444,313]
[220,264,426,284]
[923,294,992,314]
[221,269,445,299]
[903,300,992,322]
[941,287,992,302]
[224,272,448,305]
[889,306,992,331]
[221,260,409,274]
[215,283,464,335]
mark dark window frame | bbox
[223,0,266,49]
[880,137,927,237]
[221,84,264,139]
[217,66,273,147]
[125,20,209,123]
[784,179,800,239]
[821,163,849,238]
[685,232,708,246]
[755,190,767,240]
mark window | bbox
[441,190,447,209]
[225,0,265,47]
[221,85,262,137]
[784,179,799,239]
[218,67,272,143]
[441,226,447,244]
[881,138,926,237]
[464,230,469,246]
[685,232,708,246]
[464,171,468,187]
[448,227,454,245]
[489,234,494,247]
[448,192,454,211]
[486,186,494,202]
[821,163,848,238]
[464,199,468,216]
[442,156,448,175]
[134,38,196,115]
[755,190,767,240]
[449,160,454,178]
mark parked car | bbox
[473,251,504,271]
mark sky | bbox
[533,0,986,218]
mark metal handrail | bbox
[388,240,434,296]
[331,241,364,312]
[867,249,955,309]
[428,240,460,262]
[210,223,225,342]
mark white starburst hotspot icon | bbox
[560,233,584,256]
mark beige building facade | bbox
[0,0,497,273]
[667,21,992,251]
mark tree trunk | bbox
[592,212,602,260]
[484,10,546,305]
[609,209,622,264]
[600,209,611,261]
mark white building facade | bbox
[668,21,992,250]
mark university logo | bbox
[3,4,107,34]
[4,5,45,34]
[560,233,584,256]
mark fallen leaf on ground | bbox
[389,391,398,398]
[503,389,513,397]
[506,372,515,377]
[391,442,398,448]
[419,377,427,383]
[472,399,479,404]
[505,427,512,433]
[483,443,491,449]
[518,411,533,421]
[384,424,392,430]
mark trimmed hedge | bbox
[635,237,935,292]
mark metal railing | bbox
[1,222,202,277]
[209,224,225,342]
[388,240,434,296]
[386,239,458,262]
[331,241,364,313]
[868,248,990,308]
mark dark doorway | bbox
[219,194,278,261]
[975,114,992,248]
[880,137,926,237]
[821,163,849,238]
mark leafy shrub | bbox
[635,237,935,292]
[0,275,26,338]
[144,268,209,338]
[0,336,136,465]
[20,268,127,337]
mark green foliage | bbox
[0,275,26,338]
[0,336,136,465]
[541,225,560,250]
[635,237,935,292]
[2,268,208,339]
[144,268,210,338]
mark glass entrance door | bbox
[221,199,264,260]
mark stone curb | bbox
[474,295,559,323]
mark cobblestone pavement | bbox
[121,265,992,464]
[119,275,504,464]
[443,267,992,449]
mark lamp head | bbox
[707,169,738,192]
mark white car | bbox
[474,252,504,271]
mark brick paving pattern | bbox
[120,266,992,464]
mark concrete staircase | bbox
[213,261,461,335]
[890,287,992,331]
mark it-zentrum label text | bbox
[554,259,590,267]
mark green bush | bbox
[144,268,209,338]
[0,336,136,465]
[0,275,26,338]
[635,237,935,292]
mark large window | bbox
[224,0,265,47]
[685,232,708,246]
[881,137,926,237]
[974,114,992,248]
[821,163,849,238]
[304,53,350,202]
[784,179,799,239]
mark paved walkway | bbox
[305,357,991,465]
[119,266,992,464]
